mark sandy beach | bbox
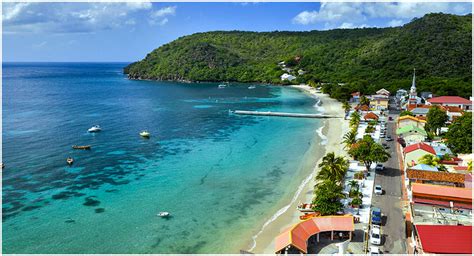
[249,84,350,254]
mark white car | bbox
[370,226,382,245]
[375,163,384,171]
[374,185,383,195]
[370,246,380,255]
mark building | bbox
[350,92,360,103]
[403,143,436,167]
[280,73,296,81]
[376,88,390,96]
[363,112,379,121]
[410,107,430,119]
[413,225,472,254]
[396,125,427,145]
[410,183,472,213]
[369,95,389,110]
[408,69,418,107]
[427,96,472,111]
[441,106,464,122]
[407,165,467,187]
[275,216,354,254]
[428,141,453,157]
[397,115,426,129]
[420,92,433,100]
[396,89,408,99]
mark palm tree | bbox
[342,130,357,149]
[348,180,359,190]
[316,152,349,182]
[418,154,441,166]
[350,112,361,127]
[342,101,351,119]
[418,154,448,172]
[360,95,370,106]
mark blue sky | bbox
[2,2,472,62]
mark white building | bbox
[281,73,296,81]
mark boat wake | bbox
[248,169,315,252]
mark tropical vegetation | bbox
[425,106,449,135]
[444,112,472,154]
[124,13,472,100]
[348,135,391,172]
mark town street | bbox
[371,103,407,253]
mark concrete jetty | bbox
[231,110,338,118]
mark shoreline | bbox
[248,84,349,254]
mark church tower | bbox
[408,68,417,106]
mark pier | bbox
[231,110,338,118]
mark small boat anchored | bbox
[157,212,170,218]
[66,157,74,165]
[248,85,256,89]
[297,203,316,213]
[218,84,227,89]
[88,125,102,133]
[140,130,150,138]
[72,145,91,150]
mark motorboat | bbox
[297,203,316,212]
[140,131,150,138]
[157,212,170,218]
[88,125,101,133]
[248,85,256,89]
[66,157,74,165]
[72,145,91,150]
[218,84,227,89]
[1,163,4,169]
[299,212,319,220]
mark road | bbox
[371,100,407,253]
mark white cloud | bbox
[387,19,404,27]
[149,6,176,26]
[2,2,153,34]
[293,2,471,29]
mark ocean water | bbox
[2,63,323,253]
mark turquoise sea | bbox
[2,63,323,253]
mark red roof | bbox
[413,198,472,209]
[275,216,354,253]
[355,104,370,111]
[428,96,472,105]
[416,225,472,254]
[412,183,472,201]
[364,112,379,120]
[403,143,436,155]
[454,166,469,171]
[442,105,464,112]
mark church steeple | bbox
[409,68,417,105]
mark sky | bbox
[2,1,472,62]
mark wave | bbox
[248,167,315,252]
[316,126,328,145]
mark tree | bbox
[348,135,391,172]
[342,101,351,117]
[342,130,357,149]
[360,96,370,106]
[444,112,472,154]
[308,80,317,88]
[316,152,349,183]
[312,179,344,215]
[418,154,447,171]
[399,110,414,117]
[350,111,361,127]
[426,106,448,135]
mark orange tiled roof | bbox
[364,112,379,120]
[398,115,427,123]
[407,169,465,184]
[275,215,354,253]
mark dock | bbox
[231,110,338,118]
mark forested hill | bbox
[124,13,472,99]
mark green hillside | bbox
[124,13,472,100]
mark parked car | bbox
[375,164,384,171]
[374,185,383,195]
[380,133,386,138]
[370,246,380,255]
[385,136,393,141]
[370,226,382,245]
[382,143,390,149]
[371,207,382,225]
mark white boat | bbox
[218,84,227,89]
[248,85,256,89]
[157,212,170,217]
[66,157,74,165]
[88,125,101,133]
[140,131,150,138]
